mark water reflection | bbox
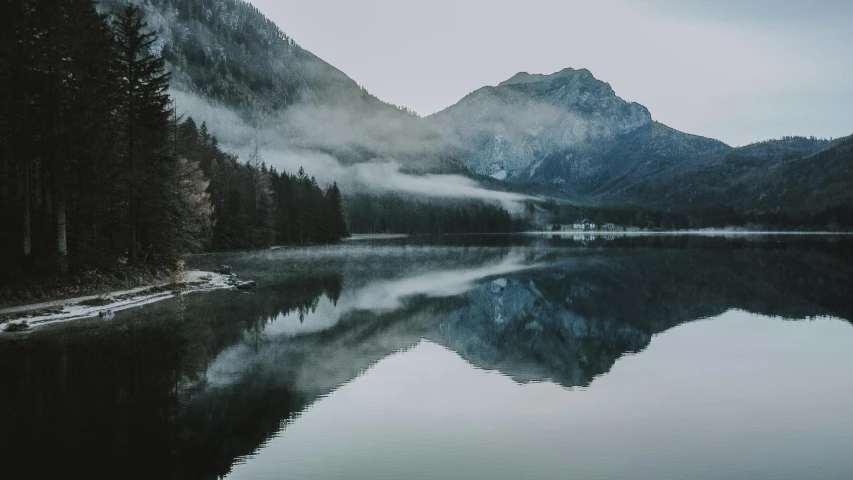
[229,314,853,480]
[1,236,852,479]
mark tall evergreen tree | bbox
[113,5,172,262]
[325,182,349,240]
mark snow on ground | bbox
[0,271,232,331]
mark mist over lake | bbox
[3,235,853,479]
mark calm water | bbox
[2,234,853,479]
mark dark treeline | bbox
[176,121,349,250]
[0,1,348,283]
[346,193,525,235]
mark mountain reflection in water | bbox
[1,235,852,480]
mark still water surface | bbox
[2,235,853,479]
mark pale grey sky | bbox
[250,0,853,146]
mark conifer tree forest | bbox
[0,1,349,281]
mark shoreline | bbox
[526,229,853,236]
[344,233,411,241]
[3,230,848,331]
[0,270,232,332]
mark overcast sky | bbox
[250,0,853,146]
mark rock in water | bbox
[215,265,233,275]
[236,281,257,290]
[99,309,115,320]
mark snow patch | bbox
[490,170,508,181]
[529,159,543,177]
[0,271,233,330]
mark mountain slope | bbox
[749,135,853,211]
[584,132,839,209]
[103,0,374,112]
[98,0,448,169]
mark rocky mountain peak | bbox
[498,68,651,123]
[430,68,653,181]
[498,67,593,87]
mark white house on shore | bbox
[573,219,596,230]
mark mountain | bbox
[429,68,728,195]
[431,68,656,180]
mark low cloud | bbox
[259,147,533,210]
[170,88,535,210]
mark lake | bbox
[2,234,853,479]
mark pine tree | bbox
[113,5,172,262]
[325,182,348,240]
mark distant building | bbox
[603,223,616,230]
[573,219,596,230]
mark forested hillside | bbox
[604,134,847,211]
[0,0,349,285]
[96,0,446,168]
[98,0,393,114]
